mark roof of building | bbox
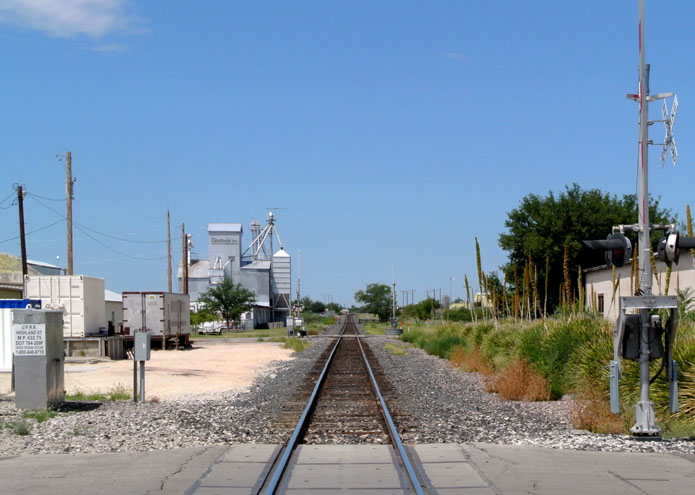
[177,259,210,279]
[273,248,290,258]
[105,289,121,302]
[27,259,61,269]
[207,223,242,233]
[241,260,271,271]
[0,253,42,287]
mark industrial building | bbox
[178,213,291,328]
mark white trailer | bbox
[24,275,106,338]
[122,292,190,347]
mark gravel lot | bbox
[1,331,694,455]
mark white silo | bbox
[271,248,291,316]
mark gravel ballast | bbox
[1,333,694,455]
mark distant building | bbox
[0,253,62,298]
[178,216,291,328]
[584,255,695,320]
[105,289,122,331]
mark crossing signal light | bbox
[657,232,695,266]
[582,233,632,268]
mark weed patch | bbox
[494,358,550,401]
[570,389,626,434]
[283,337,310,352]
[66,384,130,402]
[22,410,57,423]
[5,420,32,436]
[384,342,408,356]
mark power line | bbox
[29,195,178,244]
[0,190,15,206]
[0,219,64,244]
[72,162,164,222]
[73,223,168,261]
[29,192,65,202]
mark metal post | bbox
[139,361,145,402]
[631,0,658,435]
[133,359,138,402]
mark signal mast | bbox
[584,0,690,437]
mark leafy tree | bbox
[297,296,327,314]
[198,278,256,327]
[354,283,392,321]
[190,307,217,327]
[400,298,440,322]
[326,302,343,313]
[498,183,672,311]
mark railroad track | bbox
[255,315,427,494]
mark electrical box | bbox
[134,332,150,361]
[621,313,664,361]
[12,308,64,409]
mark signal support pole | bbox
[634,0,656,436]
[628,0,678,436]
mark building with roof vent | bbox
[178,213,291,328]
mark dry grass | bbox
[450,346,494,374]
[494,358,551,401]
[570,388,625,434]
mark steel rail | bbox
[355,328,425,495]
[262,323,346,495]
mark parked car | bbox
[198,321,222,335]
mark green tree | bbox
[354,283,392,322]
[190,307,217,327]
[198,278,256,327]
[498,183,672,312]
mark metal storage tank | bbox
[271,248,291,312]
[122,292,191,339]
[24,275,106,338]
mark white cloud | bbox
[443,51,469,63]
[0,0,140,38]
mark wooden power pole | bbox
[17,185,28,279]
[66,151,74,275]
[167,211,172,292]
[181,223,188,295]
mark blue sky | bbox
[1,1,694,306]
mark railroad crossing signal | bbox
[582,233,632,268]
[661,95,678,166]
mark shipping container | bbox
[24,276,106,338]
[0,299,41,372]
[122,292,190,337]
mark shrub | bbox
[494,358,550,402]
[571,387,626,434]
[22,410,57,423]
[283,337,310,352]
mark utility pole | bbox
[17,185,28,279]
[181,223,188,295]
[410,290,415,304]
[66,151,74,275]
[167,211,172,293]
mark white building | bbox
[584,254,695,320]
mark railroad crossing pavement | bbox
[0,443,693,494]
